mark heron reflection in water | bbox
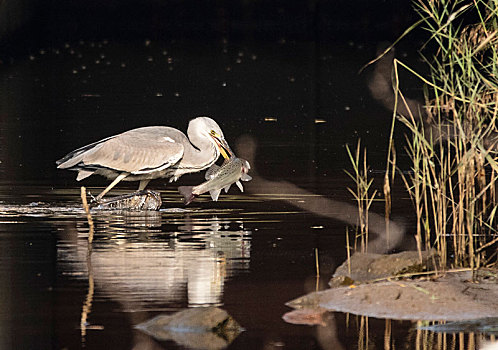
[56,116,233,201]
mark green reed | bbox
[345,140,378,253]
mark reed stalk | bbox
[345,140,378,253]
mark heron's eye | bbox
[210,130,217,136]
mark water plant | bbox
[387,0,498,269]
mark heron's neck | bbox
[182,138,218,170]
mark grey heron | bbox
[56,116,233,201]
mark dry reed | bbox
[390,0,498,269]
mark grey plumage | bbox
[56,117,232,200]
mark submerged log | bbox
[94,190,162,210]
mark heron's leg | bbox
[95,173,128,201]
[138,179,150,191]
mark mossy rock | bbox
[331,250,435,284]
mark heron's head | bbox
[189,117,233,160]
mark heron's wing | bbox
[59,127,186,173]
[56,135,116,168]
[76,170,94,181]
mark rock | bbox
[285,291,322,309]
[282,308,327,326]
[286,252,498,322]
[331,250,434,284]
[287,270,498,321]
[328,275,355,288]
[135,307,242,350]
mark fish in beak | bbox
[178,157,252,205]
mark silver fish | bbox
[178,157,252,205]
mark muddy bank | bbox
[287,252,498,321]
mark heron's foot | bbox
[87,191,99,204]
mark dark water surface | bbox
[0,33,494,349]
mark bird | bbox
[56,116,233,201]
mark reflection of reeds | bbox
[412,321,494,350]
[80,255,95,344]
[358,316,369,350]
[345,140,378,253]
[352,316,495,350]
[79,186,97,345]
[388,0,498,269]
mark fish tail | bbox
[178,186,196,205]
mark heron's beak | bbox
[211,134,233,160]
